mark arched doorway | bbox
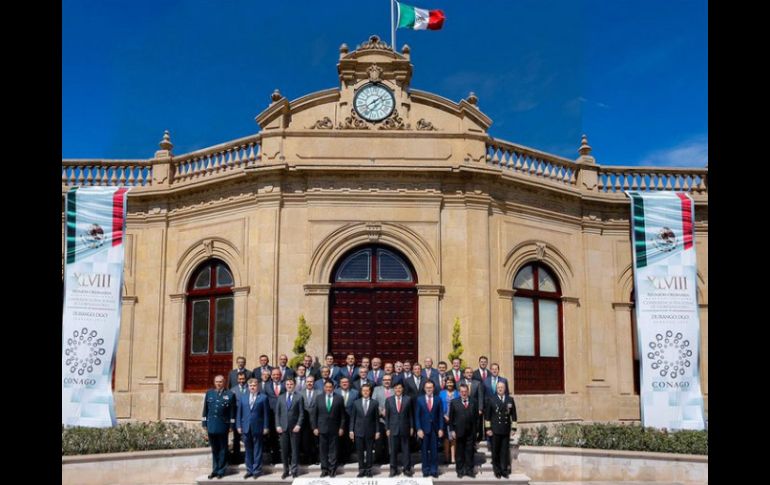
[329,245,418,363]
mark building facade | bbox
[61,36,708,424]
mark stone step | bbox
[196,464,530,484]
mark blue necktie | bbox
[287,394,292,408]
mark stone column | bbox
[303,284,331,358]
[562,296,583,395]
[231,286,251,363]
[613,302,635,395]
[115,295,137,418]
[496,289,515,385]
[416,285,443,362]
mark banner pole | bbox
[391,0,397,52]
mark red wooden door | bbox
[329,246,417,363]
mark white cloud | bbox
[639,136,708,167]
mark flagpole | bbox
[391,0,397,52]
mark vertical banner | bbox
[62,187,129,427]
[626,191,705,430]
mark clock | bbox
[353,83,395,122]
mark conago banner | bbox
[62,187,129,427]
[627,191,705,430]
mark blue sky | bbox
[62,0,707,167]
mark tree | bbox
[447,317,466,369]
[289,314,312,369]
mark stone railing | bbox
[62,160,153,187]
[486,139,578,187]
[598,166,707,194]
[171,134,261,185]
[61,134,261,190]
[486,137,708,195]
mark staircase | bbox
[195,441,530,484]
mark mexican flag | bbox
[397,2,445,30]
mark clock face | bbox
[353,84,395,122]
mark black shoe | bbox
[389,469,397,477]
[281,471,289,479]
[432,473,440,478]
[404,469,414,477]
[292,472,298,478]
[207,473,216,479]
[216,474,224,479]
[457,472,464,478]
[357,471,366,478]
[467,472,476,478]
[320,470,328,478]
[330,469,337,478]
[244,473,253,479]
[367,470,374,477]
[503,473,510,478]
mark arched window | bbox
[329,245,417,363]
[513,263,564,393]
[184,259,234,392]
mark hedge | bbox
[518,422,707,455]
[62,422,207,456]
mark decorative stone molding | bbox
[304,283,332,296]
[358,35,391,51]
[338,109,370,130]
[416,284,444,297]
[169,293,186,302]
[366,222,382,241]
[308,117,333,129]
[203,239,214,257]
[367,64,383,82]
[497,288,516,300]
[232,286,250,296]
[416,118,437,131]
[562,296,581,305]
[501,240,575,294]
[535,242,546,261]
[378,109,410,130]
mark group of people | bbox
[202,353,517,480]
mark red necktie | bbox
[274,383,279,396]
[463,400,468,409]
[397,397,401,413]
[427,396,433,412]
[482,370,487,381]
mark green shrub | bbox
[289,314,312,369]
[517,422,707,455]
[62,422,207,455]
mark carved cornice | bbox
[416,284,444,297]
[416,118,437,131]
[304,283,332,296]
[378,109,410,130]
[308,117,333,130]
[338,109,370,130]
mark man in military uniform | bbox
[484,381,518,479]
[202,375,236,479]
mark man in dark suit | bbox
[353,366,373,392]
[311,380,347,478]
[276,353,295,382]
[384,382,413,477]
[414,380,444,478]
[294,364,309,392]
[335,377,359,464]
[449,383,479,478]
[449,358,463,384]
[472,355,490,383]
[229,371,249,464]
[304,354,321,381]
[264,368,285,464]
[421,357,441,389]
[252,354,272,382]
[436,360,449,391]
[349,383,380,477]
[485,380,518,479]
[315,366,336,391]
[324,353,341,383]
[202,375,236,479]
[403,363,426,399]
[340,353,359,384]
[227,356,253,388]
[235,378,269,479]
[367,357,384,387]
[275,378,303,479]
[299,376,319,465]
[484,363,510,396]
[461,366,486,442]
[392,361,404,387]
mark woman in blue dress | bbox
[439,377,459,464]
